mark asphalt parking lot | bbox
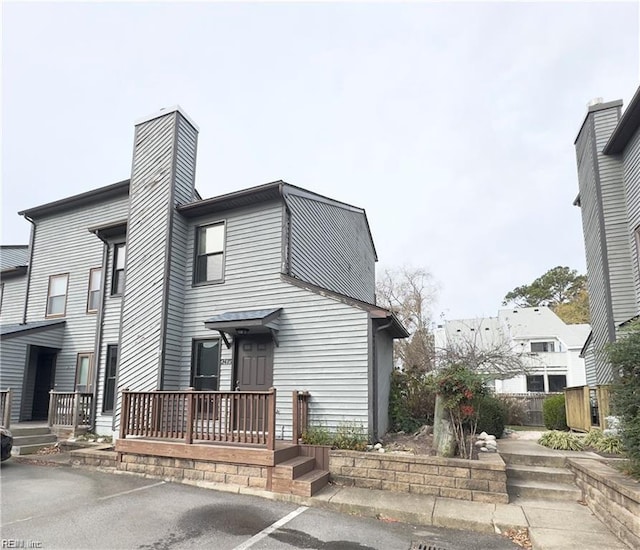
[0,461,518,549]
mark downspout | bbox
[89,231,110,431]
[372,317,394,442]
[20,215,36,325]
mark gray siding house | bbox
[0,106,406,440]
[574,87,640,384]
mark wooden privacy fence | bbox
[292,390,310,442]
[119,388,277,450]
[0,389,11,428]
[565,385,611,432]
[500,392,562,426]
[48,391,93,431]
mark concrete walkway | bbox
[12,440,629,550]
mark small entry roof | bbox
[204,308,283,347]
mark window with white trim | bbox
[46,273,69,317]
[87,268,102,313]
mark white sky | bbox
[2,1,639,321]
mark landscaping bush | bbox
[301,421,368,451]
[538,430,584,451]
[543,394,568,431]
[495,394,527,426]
[388,369,437,433]
[583,428,605,448]
[606,321,640,479]
[475,396,507,438]
[594,434,625,455]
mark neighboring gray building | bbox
[0,106,407,439]
[574,87,640,385]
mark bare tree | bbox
[435,318,534,380]
[376,266,438,374]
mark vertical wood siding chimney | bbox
[115,107,198,421]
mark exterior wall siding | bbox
[575,111,616,384]
[181,201,371,438]
[285,192,376,304]
[622,126,640,307]
[0,276,27,324]
[25,195,130,392]
[374,328,394,437]
[0,326,65,423]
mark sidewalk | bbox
[12,445,629,550]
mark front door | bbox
[32,351,56,420]
[235,336,274,391]
[234,336,274,434]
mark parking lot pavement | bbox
[1,461,518,549]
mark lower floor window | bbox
[75,353,94,392]
[102,345,118,413]
[526,375,544,392]
[548,374,567,392]
[191,339,220,390]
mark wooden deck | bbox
[115,437,298,467]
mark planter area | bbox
[568,457,640,549]
[329,450,508,504]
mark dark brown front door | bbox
[32,351,56,420]
[234,336,274,434]
[235,336,274,391]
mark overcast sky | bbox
[2,1,638,321]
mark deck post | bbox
[48,390,56,427]
[267,387,276,450]
[292,391,299,443]
[185,388,194,444]
[119,389,130,440]
[3,389,12,429]
[72,391,81,435]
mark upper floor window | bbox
[111,243,126,296]
[46,273,69,317]
[531,341,555,353]
[195,223,225,284]
[86,268,102,313]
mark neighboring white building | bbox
[434,306,590,393]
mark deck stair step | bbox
[10,427,52,437]
[11,426,58,456]
[507,478,582,502]
[291,469,330,497]
[507,464,576,484]
[273,456,315,479]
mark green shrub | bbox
[388,369,437,432]
[475,396,507,438]
[333,421,368,451]
[606,321,640,479]
[538,430,584,451]
[301,425,332,446]
[301,421,368,451]
[495,395,527,426]
[594,434,625,455]
[583,428,605,448]
[543,394,568,431]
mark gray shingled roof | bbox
[205,308,282,324]
[0,246,29,271]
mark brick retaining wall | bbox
[330,451,508,504]
[568,458,640,549]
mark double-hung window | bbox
[46,273,69,317]
[102,345,118,413]
[87,268,102,313]
[111,243,126,295]
[194,223,225,284]
[75,353,94,392]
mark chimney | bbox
[114,106,199,425]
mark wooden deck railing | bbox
[119,388,277,450]
[0,388,12,429]
[292,390,310,442]
[48,391,93,430]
